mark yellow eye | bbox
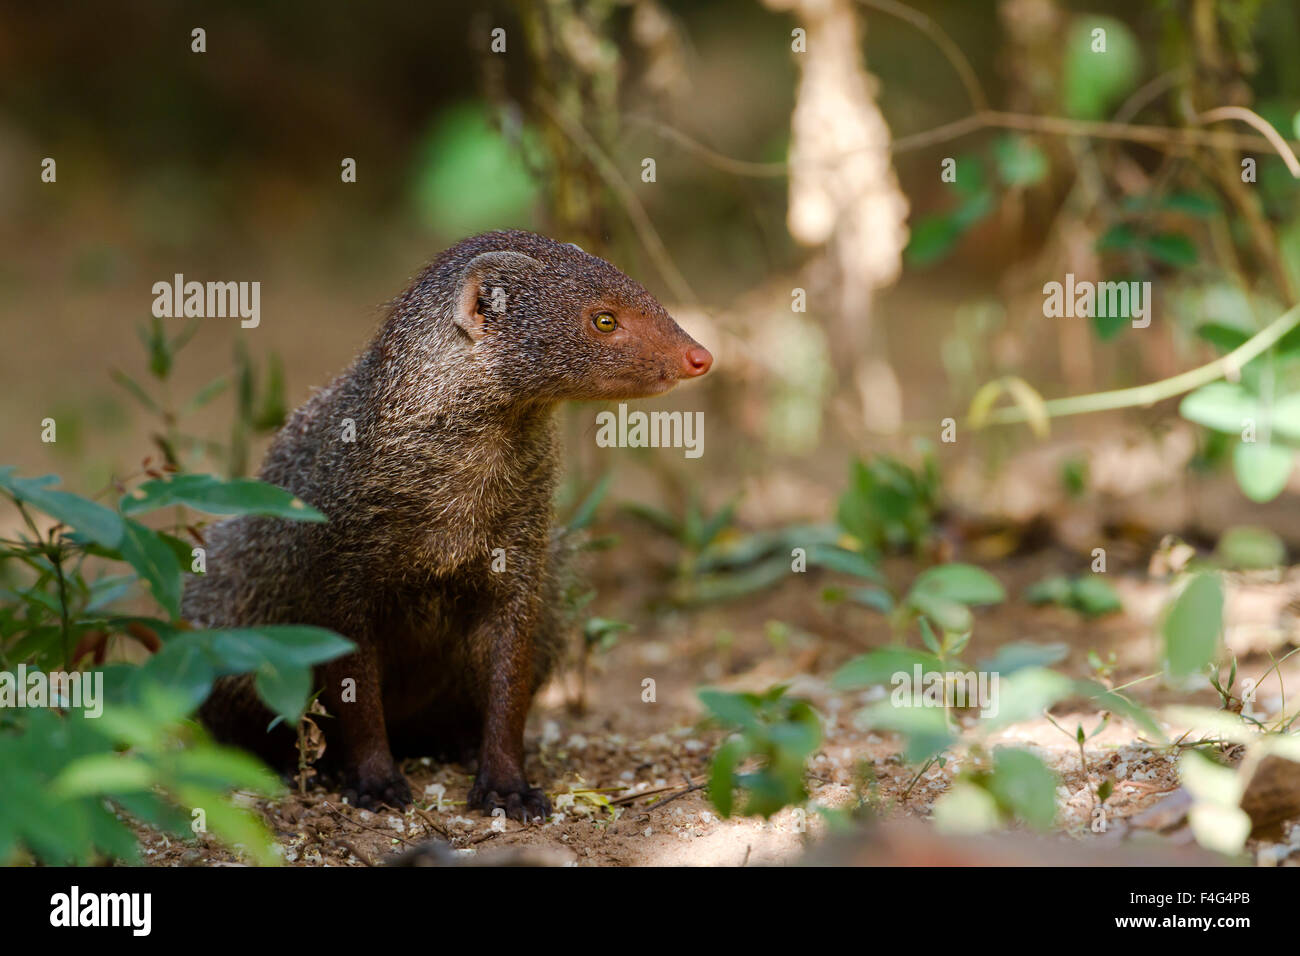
[592,312,617,333]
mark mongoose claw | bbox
[342,769,413,811]
[467,781,551,824]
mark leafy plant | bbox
[1162,572,1224,679]
[835,447,941,559]
[699,685,821,819]
[619,491,806,605]
[111,317,286,477]
[931,747,1058,834]
[0,688,282,866]
[0,461,352,864]
[1025,574,1122,616]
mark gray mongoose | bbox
[184,230,712,821]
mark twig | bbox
[609,777,699,807]
[1198,105,1300,178]
[413,806,452,840]
[319,801,421,848]
[641,782,706,814]
[534,90,697,307]
[854,0,989,112]
[337,838,377,867]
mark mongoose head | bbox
[444,230,712,402]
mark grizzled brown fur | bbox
[185,230,711,820]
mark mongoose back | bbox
[185,230,712,820]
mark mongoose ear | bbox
[454,251,544,341]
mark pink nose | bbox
[683,346,713,377]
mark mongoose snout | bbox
[187,230,712,821]
[682,345,714,377]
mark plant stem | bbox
[50,543,73,669]
[972,301,1300,428]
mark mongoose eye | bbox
[592,312,618,333]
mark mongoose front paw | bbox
[342,768,412,810]
[467,778,551,823]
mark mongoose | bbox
[185,230,712,820]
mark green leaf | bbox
[118,519,183,619]
[905,215,965,268]
[254,661,313,725]
[618,502,681,539]
[1271,392,1300,443]
[1179,382,1258,435]
[986,748,1058,830]
[833,647,946,689]
[218,626,354,668]
[0,470,124,548]
[1091,307,1129,341]
[121,474,326,522]
[849,586,894,613]
[1215,526,1286,570]
[1195,322,1251,354]
[110,368,161,414]
[993,134,1048,186]
[1122,192,1218,218]
[1062,17,1140,119]
[977,641,1069,676]
[911,563,1005,605]
[175,785,280,866]
[1232,442,1293,503]
[54,754,156,797]
[1024,575,1073,606]
[136,639,217,709]
[139,316,173,380]
[932,779,1001,834]
[564,471,614,533]
[1096,224,1138,253]
[806,544,885,583]
[699,689,761,732]
[1163,573,1223,678]
[1180,750,1250,855]
[411,101,541,235]
[183,376,230,415]
[982,668,1074,729]
[949,154,985,198]
[1072,576,1123,616]
[173,747,280,793]
[855,697,954,763]
[907,590,973,634]
[1144,233,1198,268]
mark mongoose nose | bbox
[682,346,713,377]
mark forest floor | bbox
[135,488,1300,867]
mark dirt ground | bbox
[133,497,1300,867]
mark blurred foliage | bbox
[411,101,542,235]
[0,324,353,864]
[836,446,941,559]
[1025,574,1122,616]
[700,684,821,820]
